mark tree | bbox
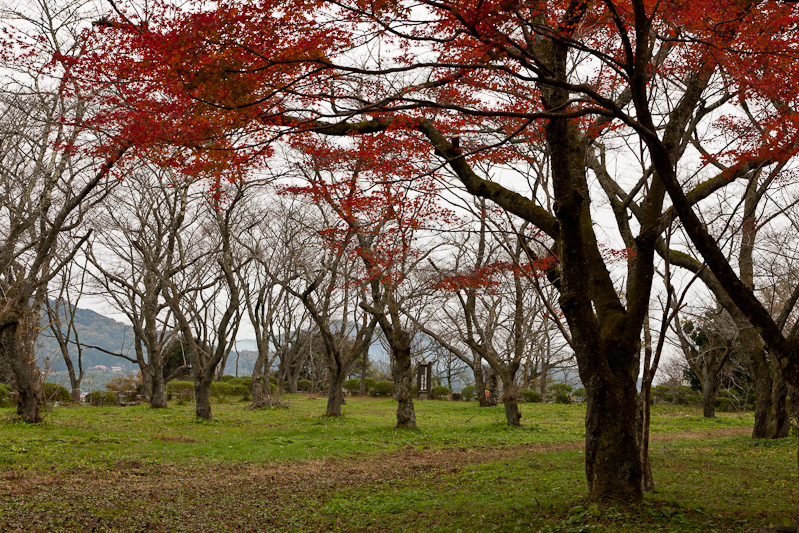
[44,259,90,403]
[285,138,447,428]
[275,198,378,417]
[673,308,740,418]
[86,165,185,408]
[78,0,799,503]
[1,0,128,421]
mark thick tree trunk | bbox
[134,340,152,404]
[194,375,212,420]
[584,367,643,502]
[499,371,521,426]
[474,363,489,407]
[325,365,346,417]
[485,369,499,407]
[4,323,44,423]
[150,358,167,409]
[391,344,416,429]
[751,350,790,438]
[250,350,267,405]
[701,369,719,418]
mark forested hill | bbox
[38,304,137,372]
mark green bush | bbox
[716,397,736,412]
[0,383,12,407]
[432,385,451,399]
[651,384,674,404]
[43,382,72,404]
[364,378,376,392]
[521,389,541,403]
[210,381,236,399]
[269,376,278,385]
[229,376,253,394]
[166,380,194,401]
[547,383,573,404]
[461,385,476,401]
[85,390,119,406]
[572,388,586,403]
[344,378,361,394]
[297,379,312,392]
[219,375,236,382]
[371,380,394,397]
[674,385,699,406]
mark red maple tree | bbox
[69,0,799,505]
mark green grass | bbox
[0,396,793,532]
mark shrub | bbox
[451,392,463,401]
[210,381,236,399]
[547,383,573,404]
[166,380,194,401]
[106,372,142,402]
[269,376,278,385]
[229,376,253,394]
[521,389,541,403]
[0,383,11,407]
[673,385,698,406]
[432,385,451,399]
[371,380,394,397]
[364,378,376,392]
[297,379,312,392]
[651,384,674,404]
[344,378,361,394]
[85,390,119,406]
[461,385,476,401]
[572,388,586,403]
[716,397,736,412]
[43,382,72,404]
[219,375,236,382]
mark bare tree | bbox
[86,166,186,408]
[0,0,126,421]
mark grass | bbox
[0,395,794,532]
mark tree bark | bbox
[4,322,44,423]
[584,363,643,502]
[194,373,213,420]
[250,348,267,405]
[500,374,521,426]
[392,343,416,429]
[325,363,346,417]
[701,369,720,418]
[149,357,167,409]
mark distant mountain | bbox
[38,304,137,373]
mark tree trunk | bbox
[391,344,416,429]
[701,369,719,418]
[538,363,550,402]
[250,350,266,405]
[4,323,44,423]
[751,349,790,438]
[485,369,499,407]
[150,356,167,409]
[325,364,346,417]
[472,360,489,407]
[499,370,521,426]
[194,374,212,420]
[584,366,643,502]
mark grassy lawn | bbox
[0,395,795,531]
